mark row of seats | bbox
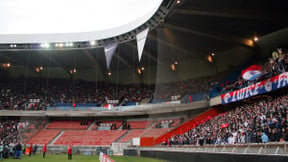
[119,130,146,142]
[26,130,61,144]
[46,120,91,129]
[54,130,128,146]
[119,128,172,142]
[127,121,154,129]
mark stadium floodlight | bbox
[90,41,96,46]
[41,43,50,48]
[10,44,16,48]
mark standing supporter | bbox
[67,145,72,160]
[15,142,22,159]
[3,144,9,159]
[29,143,33,156]
[42,143,47,158]
[0,142,3,160]
[262,132,269,143]
[33,144,37,155]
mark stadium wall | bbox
[138,150,288,162]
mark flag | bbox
[136,28,149,62]
[241,65,262,81]
[104,43,118,69]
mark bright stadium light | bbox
[41,43,49,48]
[90,41,96,46]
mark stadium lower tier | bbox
[54,130,128,146]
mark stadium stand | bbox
[54,130,128,146]
[118,130,146,142]
[166,94,288,146]
[126,120,154,129]
[26,130,61,145]
[46,120,91,129]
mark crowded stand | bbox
[0,120,19,146]
[1,48,286,111]
[0,76,219,111]
[166,94,288,146]
[212,48,288,96]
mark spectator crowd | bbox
[167,94,288,146]
[218,48,288,95]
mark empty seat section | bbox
[127,120,154,129]
[54,130,127,146]
[26,130,60,145]
[119,129,146,142]
[46,120,91,129]
[142,128,170,138]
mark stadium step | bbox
[43,122,50,130]
[146,120,157,129]
[87,120,96,130]
[49,130,65,145]
[115,130,130,142]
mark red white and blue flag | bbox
[241,65,262,81]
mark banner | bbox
[99,152,115,162]
[104,43,118,69]
[136,28,149,62]
[221,72,288,104]
[241,65,262,81]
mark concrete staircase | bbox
[87,120,96,130]
[115,130,130,142]
[49,130,65,145]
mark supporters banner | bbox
[241,65,262,81]
[221,72,288,104]
[99,152,115,162]
[136,28,149,62]
[104,42,118,69]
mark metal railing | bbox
[137,142,288,156]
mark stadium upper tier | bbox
[0,49,287,111]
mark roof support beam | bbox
[175,8,288,21]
